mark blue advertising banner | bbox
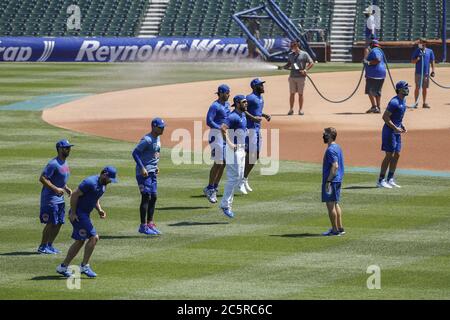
[0,37,289,62]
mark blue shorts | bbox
[71,214,97,241]
[382,127,402,152]
[322,182,342,203]
[245,129,262,157]
[136,173,157,195]
[40,202,65,224]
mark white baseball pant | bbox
[220,144,246,209]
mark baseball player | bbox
[219,95,248,218]
[38,139,74,254]
[411,38,436,108]
[364,40,386,114]
[377,81,409,188]
[241,78,271,193]
[321,128,345,236]
[56,166,118,278]
[204,84,231,203]
[278,40,314,116]
[132,117,165,235]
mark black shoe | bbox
[366,106,377,113]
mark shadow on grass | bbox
[270,233,321,238]
[100,235,155,240]
[158,206,210,211]
[30,275,66,281]
[344,186,378,190]
[169,221,229,227]
[0,251,41,256]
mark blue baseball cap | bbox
[102,166,118,183]
[232,94,247,107]
[370,39,380,47]
[56,139,74,149]
[395,80,410,90]
[151,117,165,128]
[216,84,230,94]
[250,78,265,88]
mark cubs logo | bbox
[42,213,49,222]
[59,165,70,174]
[79,229,87,238]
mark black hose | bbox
[430,76,450,89]
[306,66,365,104]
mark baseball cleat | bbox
[220,207,234,218]
[322,228,339,236]
[204,188,217,203]
[377,179,393,189]
[80,264,97,278]
[287,109,294,115]
[210,191,218,203]
[243,178,253,192]
[338,228,346,236]
[37,244,54,254]
[138,224,158,235]
[148,223,162,235]
[423,103,431,109]
[47,245,60,254]
[236,183,248,195]
[56,264,72,278]
[387,178,401,188]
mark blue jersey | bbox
[322,143,344,184]
[133,134,161,175]
[206,100,230,130]
[384,96,406,130]
[40,157,70,205]
[225,110,247,145]
[76,175,106,216]
[246,93,264,131]
[366,48,386,79]
[412,48,435,76]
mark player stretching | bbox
[38,139,74,254]
[132,118,165,235]
[377,81,409,188]
[219,95,248,218]
[204,84,231,203]
[56,166,118,278]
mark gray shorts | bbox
[289,76,306,94]
[415,74,430,89]
[365,78,385,97]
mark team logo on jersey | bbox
[79,229,87,238]
[59,165,70,174]
[42,213,49,222]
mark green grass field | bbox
[0,62,449,299]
